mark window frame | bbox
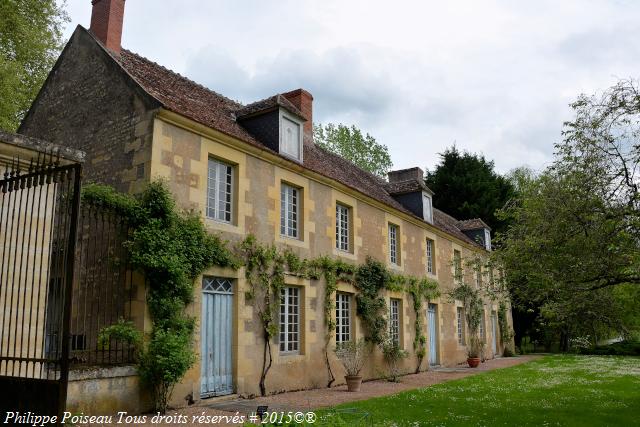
[279,109,304,162]
[479,308,486,341]
[335,292,352,344]
[280,182,300,239]
[388,223,400,265]
[389,298,401,346]
[453,249,462,279]
[279,286,300,354]
[457,306,465,345]
[422,192,433,223]
[206,157,234,223]
[426,238,435,275]
[335,203,351,252]
[476,261,482,288]
[484,228,492,251]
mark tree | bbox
[314,123,393,177]
[425,146,515,235]
[0,0,68,131]
[496,79,640,347]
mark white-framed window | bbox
[389,298,401,346]
[389,223,399,265]
[476,261,482,288]
[426,239,434,274]
[280,286,300,353]
[453,249,462,279]
[335,293,352,343]
[457,307,465,345]
[281,183,299,238]
[484,228,492,251]
[479,309,486,341]
[336,204,350,252]
[206,158,233,223]
[280,113,303,161]
[422,193,433,223]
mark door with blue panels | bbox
[428,304,439,366]
[491,311,498,355]
[201,277,234,397]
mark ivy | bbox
[84,182,238,413]
[88,184,445,400]
[404,276,439,372]
[498,301,514,350]
[449,283,484,358]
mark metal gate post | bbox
[57,164,82,423]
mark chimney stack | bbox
[388,167,425,183]
[282,89,313,141]
[90,0,126,54]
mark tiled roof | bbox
[115,48,481,247]
[385,179,427,195]
[236,94,305,120]
[457,218,491,231]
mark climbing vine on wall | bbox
[85,182,238,413]
[91,183,445,400]
[403,276,439,372]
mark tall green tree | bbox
[425,146,515,234]
[496,79,640,347]
[0,0,68,131]
[314,123,393,177]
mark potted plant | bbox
[467,335,482,368]
[335,338,368,391]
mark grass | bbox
[317,355,640,426]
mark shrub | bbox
[579,340,640,356]
[502,346,515,357]
[382,339,408,382]
[519,336,535,354]
[335,339,369,377]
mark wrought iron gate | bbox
[0,156,81,419]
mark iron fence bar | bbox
[58,163,82,423]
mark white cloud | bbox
[62,0,640,174]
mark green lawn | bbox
[317,355,640,426]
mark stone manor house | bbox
[15,0,513,414]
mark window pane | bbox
[281,184,300,238]
[336,204,350,251]
[389,224,398,264]
[207,159,233,223]
[390,299,400,345]
[280,287,300,353]
[281,117,301,159]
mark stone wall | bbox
[19,27,156,194]
[150,117,512,406]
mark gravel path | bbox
[240,355,542,411]
[84,355,541,426]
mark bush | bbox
[519,336,535,354]
[502,346,515,357]
[579,340,640,356]
[382,339,408,382]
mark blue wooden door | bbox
[491,312,498,355]
[428,304,438,366]
[201,277,233,397]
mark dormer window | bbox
[484,228,492,251]
[422,192,433,223]
[280,111,303,162]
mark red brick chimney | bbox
[282,89,313,140]
[90,0,126,54]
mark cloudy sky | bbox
[62,0,640,174]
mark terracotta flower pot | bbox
[467,357,481,368]
[345,375,363,392]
